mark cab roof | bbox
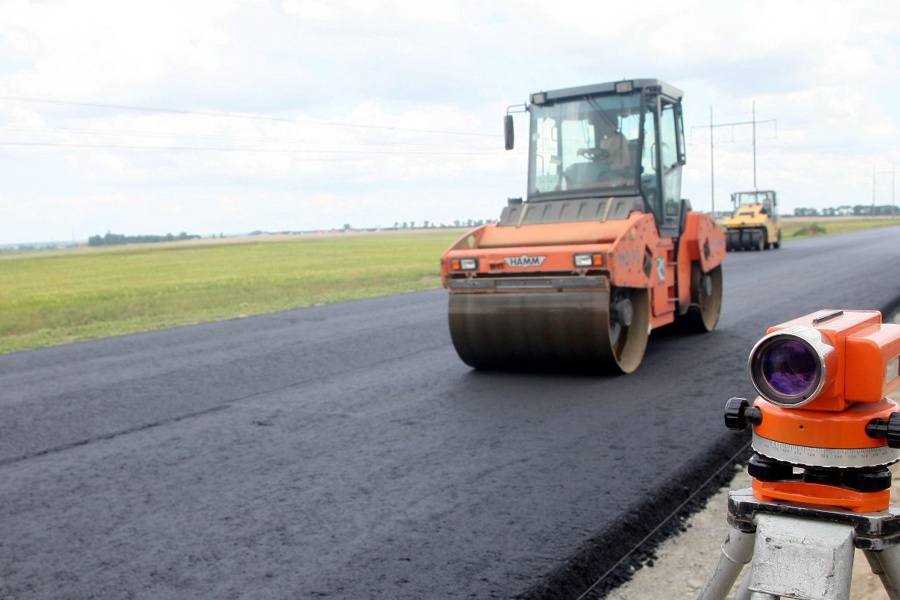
[530,79,683,106]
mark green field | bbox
[0,230,463,354]
[2,218,899,354]
[779,215,900,238]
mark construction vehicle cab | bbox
[507,79,688,239]
[442,79,726,374]
[723,190,782,251]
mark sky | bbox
[1,0,899,244]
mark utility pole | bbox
[691,103,776,216]
[752,101,758,189]
[873,164,877,211]
[873,164,896,215]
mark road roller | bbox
[722,189,782,251]
[440,79,726,374]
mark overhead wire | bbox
[0,95,505,158]
[0,140,500,155]
[0,123,501,152]
[0,94,498,138]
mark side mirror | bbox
[504,115,514,150]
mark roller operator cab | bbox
[440,79,726,374]
[723,190,783,251]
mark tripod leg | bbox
[696,528,755,600]
[733,571,751,600]
[864,547,900,600]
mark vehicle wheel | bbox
[599,287,650,374]
[679,264,723,333]
[773,231,781,249]
[726,230,738,252]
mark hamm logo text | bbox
[504,255,547,268]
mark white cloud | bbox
[1,0,899,243]
[281,0,339,21]
[395,0,460,24]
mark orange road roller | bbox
[441,79,726,373]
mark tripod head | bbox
[726,309,900,512]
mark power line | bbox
[0,94,497,138]
[0,123,495,151]
[690,102,777,213]
[0,140,502,155]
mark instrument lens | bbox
[762,339,819,400]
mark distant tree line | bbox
[793,204,900,217]
[88,231,200,246]
[388,219,492,230]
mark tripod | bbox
[697,487,900,600]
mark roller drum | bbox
[448,287,649,374]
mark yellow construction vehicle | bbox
[440,79,726,374]
[722,190,782,251]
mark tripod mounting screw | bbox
[724,397,763,431]
[866,412,900,448]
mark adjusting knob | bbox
[866,412,900,448]
[724,397,762,431]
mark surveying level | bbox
[698,309,900,599]
[727,309,900,512]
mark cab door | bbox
[641,92,685,240]
[657,96,685,239]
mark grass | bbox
[789,223,828,237]
[0,230,464,353]
[780,216,900,239]
[3,216,899,354]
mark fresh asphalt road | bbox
[2,227,899,599]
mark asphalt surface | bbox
[2,226,899,599]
